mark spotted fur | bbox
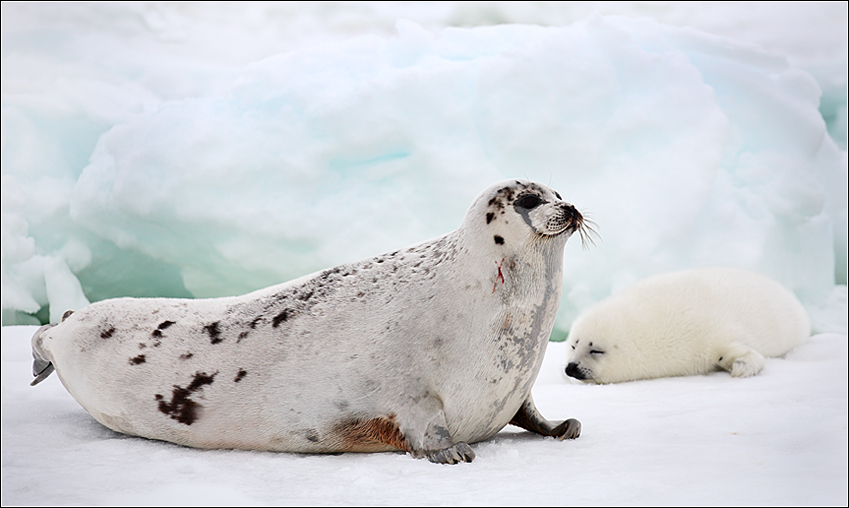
[30,179,589,463]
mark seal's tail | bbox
[30,323,57,386]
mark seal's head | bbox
[563,321,622,384]
[564,302,662,384]
[464,179,594,250]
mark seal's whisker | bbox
[577,218,600,250]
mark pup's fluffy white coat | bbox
[564,267,810,384]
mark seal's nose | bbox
[561,203,582,223]
[564,362,585,380]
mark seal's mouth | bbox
[540,205,598,249]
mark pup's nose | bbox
[564,362,585,380]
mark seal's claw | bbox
[426,443,475,464]
[554,418,582,440]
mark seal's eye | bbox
[515,194,542,209]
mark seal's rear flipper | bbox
[509,394,581,441]
[31,360,55,386]
[30,324,56,386]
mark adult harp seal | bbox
[31,179,590,464]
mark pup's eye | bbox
[515,195,542,209]
[590,350,605,355]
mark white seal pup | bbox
[564,267,810,384]
[31,179,590,464]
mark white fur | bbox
[564,267,810,384]
[32,179,585,463]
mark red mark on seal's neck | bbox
[493,258,506,293]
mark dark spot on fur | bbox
[494,235,504,245]
[158,321,176,330]
[555,191,562,200]
[129,354,146,365]
[272,310,290,328]
[486,212,495,224]
[203,322,223,344]
[299,290,314,301]
[306,430,319,443]
[187,371,215,391]
[237,331,249,343]
[234,369,247,383]
[249,317,261,329]
[100,327,115,339]
[179,352,193,360]
[719,356,723,362]
[149,328,164,347]
[156,371,217,425]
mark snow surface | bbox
[2,2,848,506]
[2,324,847,506]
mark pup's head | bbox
[563,305,649,384]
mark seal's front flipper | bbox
[402,394,475,464]
[509,394,581,441]
[425,442,475,464]
[30,324,57,386]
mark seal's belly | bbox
[44,297,547,452]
